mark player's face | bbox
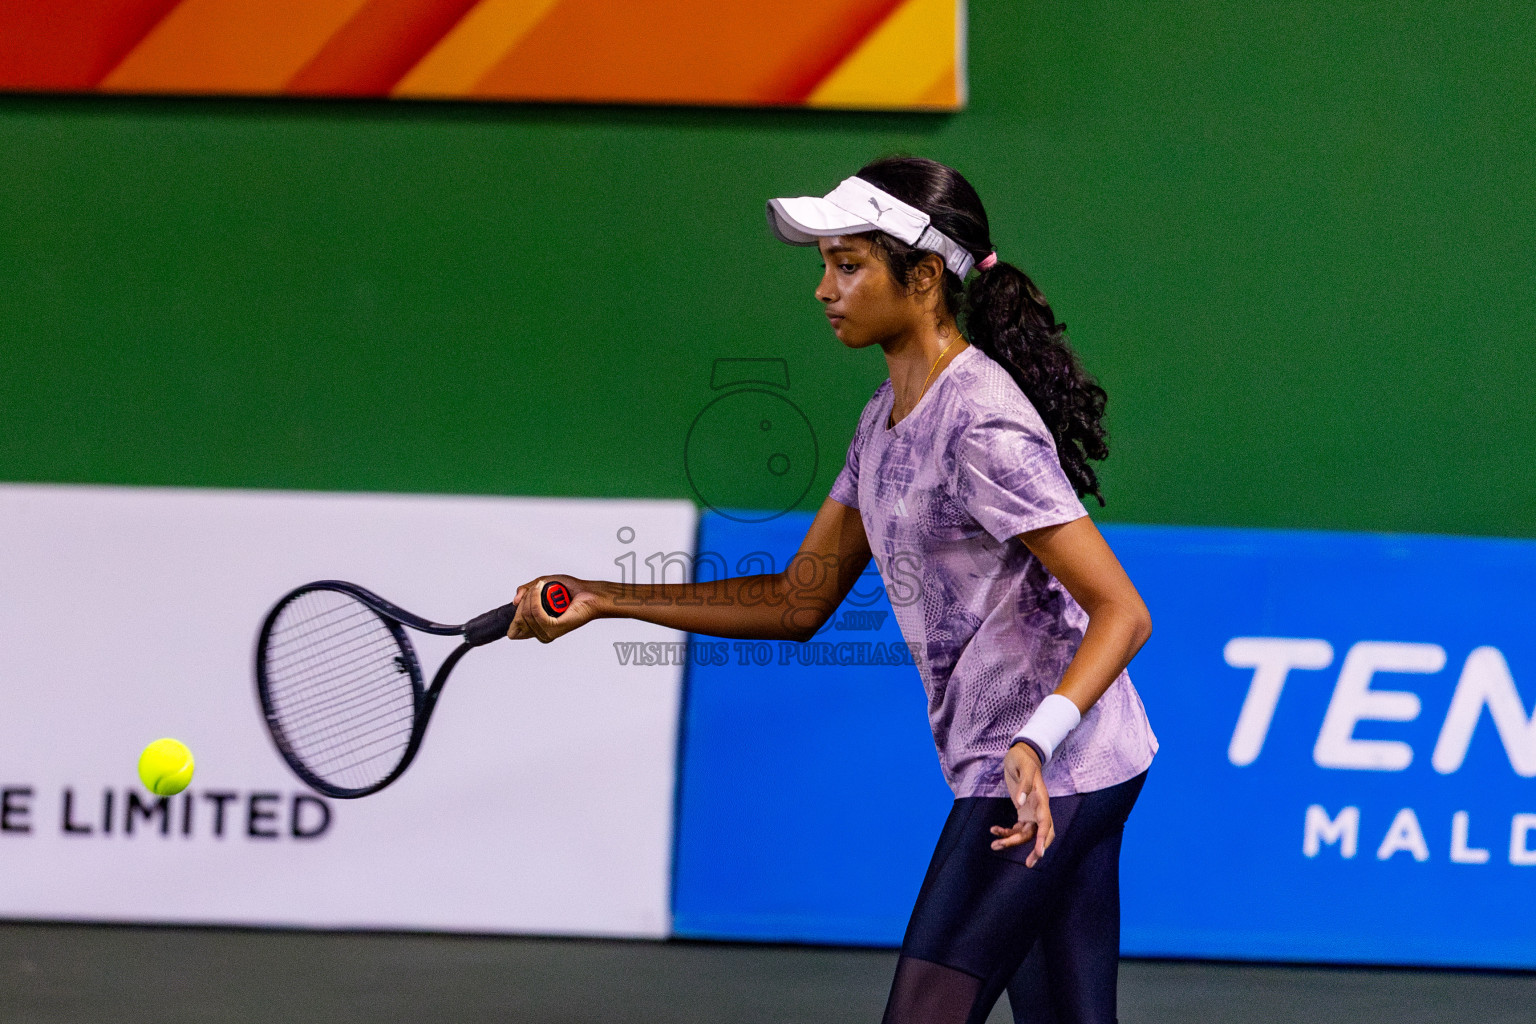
[814,235,922,349]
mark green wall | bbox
[2,1,1532,536]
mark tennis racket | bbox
[255,578,570,798]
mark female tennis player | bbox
[507,156,1157,1024]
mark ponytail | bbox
[965,263,1109,505]
[854,155,1112,506]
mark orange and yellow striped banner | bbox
[0,0,965,110]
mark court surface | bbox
[3,923,1533,1023]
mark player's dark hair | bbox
[855,156,1110,506]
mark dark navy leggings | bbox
[882,770,1147,1024]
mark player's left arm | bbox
[1020,514,1153,713]
[991,514,1152,863]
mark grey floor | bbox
[2,923,1532,1023]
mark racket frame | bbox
[256,580,476,799]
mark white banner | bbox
[0,484,695,937]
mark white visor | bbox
[766,176,976,278]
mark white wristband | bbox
[1011,694,1082,766]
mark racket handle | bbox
[462,581,571,646]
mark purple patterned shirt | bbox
[829,344,1158,798]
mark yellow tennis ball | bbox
[138,738,195,797]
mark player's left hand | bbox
[508,575,603,642]
[992,741,1054,867]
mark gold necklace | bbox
[917,335,962,401]
[892,336,962,428]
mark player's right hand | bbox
[508,575,604,643]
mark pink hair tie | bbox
[977,252,998,271]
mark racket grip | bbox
[462,581,571,646]
[464,602,518,646]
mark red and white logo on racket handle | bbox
[462,580,570,647]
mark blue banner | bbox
[1114,524,1536,967]
[671,515,1536,967]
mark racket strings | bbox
[262,590,419,793]
[265,598,412,782]
[266,610,410,735]
[271,593,415,748]
[267,641,409,724]
[266,595,416,788]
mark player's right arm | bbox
[507,495,873,643]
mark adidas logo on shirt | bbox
[894,497,908,517]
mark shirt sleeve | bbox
[828,393,877,509]
[955,404,1088,543]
